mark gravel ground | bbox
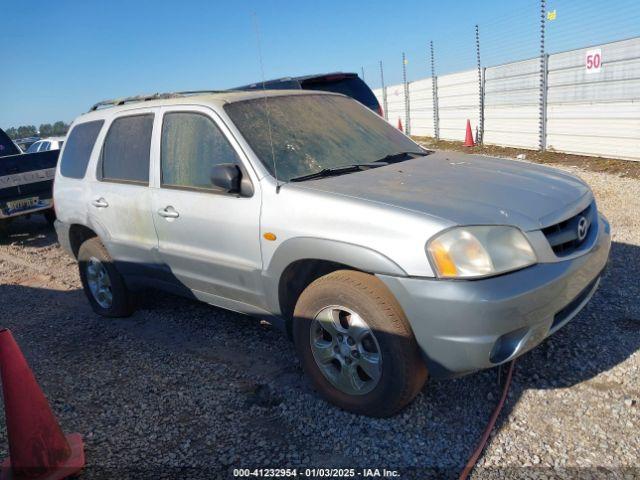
[0,157,638,479]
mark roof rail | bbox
[88,90,225,112]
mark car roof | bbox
[76,89,340,123]
[234,72,358,90]
[42,136,65,142]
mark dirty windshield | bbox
[224,94,423,182]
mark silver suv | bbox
[54,90,610,417]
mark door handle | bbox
[157,206,179,219]
[91,198,109,208]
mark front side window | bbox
[224,94,421,182]
[101,114,153,184]
[161,112,240,190]
[59,120,104,179]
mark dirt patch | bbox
[413,136,640,180]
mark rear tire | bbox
[78,237,134,317]
[292,270,427,417]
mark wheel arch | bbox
[264,237,408,335]
[68,224,98,258]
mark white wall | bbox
[546,37,640,160]
[484,58,541,150]
[375,83,405,130]
[373,36,640,161]
[437,69,480,141]
[408,78,435,137]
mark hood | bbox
[294,151,592,231]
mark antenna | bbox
[252,12,280,193]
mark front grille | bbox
[542,202,596,256]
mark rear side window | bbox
[161,112,240,190]
[100,114,153,184]
[60,120,104,179]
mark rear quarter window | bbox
[59,120,104,179]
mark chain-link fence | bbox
[357,0,640,161]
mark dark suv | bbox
[234,72,382,116]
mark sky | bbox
[1,0,638,129]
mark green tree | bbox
[52,121,69,136]
[16,125,37,138]
[5,127,18,139]
[39,123,53,137]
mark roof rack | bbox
[88,90,226,112]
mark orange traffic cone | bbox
[397,118,403,132]
[464,119,475,147]
[0,329,85,480]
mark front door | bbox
[150,107,264,308]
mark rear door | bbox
[150,106,264,307]
[87,109,159,274]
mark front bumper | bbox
[378,214,611,378]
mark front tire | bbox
[292,270,427,417]
[78,237,134,317]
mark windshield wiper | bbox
[373,150,429,164]
[289,165,363,182]
[288,152,427,183]
[289,163,385,182]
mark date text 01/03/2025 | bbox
[232,468,401,478]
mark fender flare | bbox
[262,237,407,315]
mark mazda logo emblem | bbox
[577,216,589,241]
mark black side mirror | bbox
[211,163,241,193]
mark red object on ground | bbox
[464,119,475,147]
[0,329,85,480]
[397,117,403,132]
[458,361,516,480]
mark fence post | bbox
[379,60,388,120]
[538,0,547,151]
[482,66,486,143]
[402,52,410,135]
[430,41,439,140]
[475,24,484,144]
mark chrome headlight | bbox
[427,226,537,279]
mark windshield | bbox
[224,94,422,182]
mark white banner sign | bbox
[585,48,602,74]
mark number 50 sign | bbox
[585,49,602,74]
